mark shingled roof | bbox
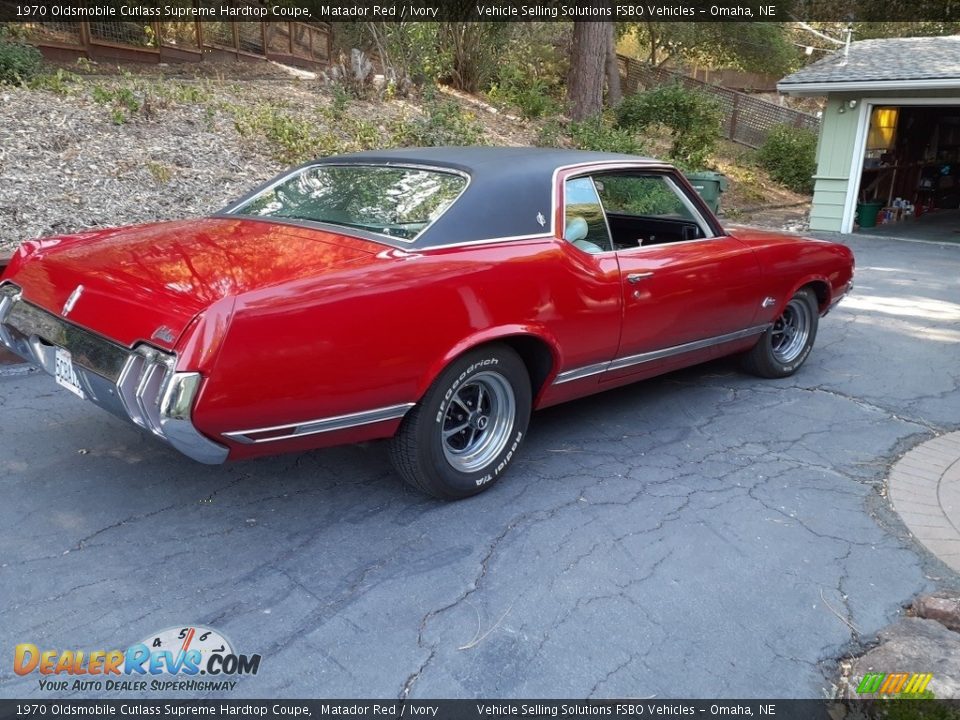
[778,35,960,95]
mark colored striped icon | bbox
[856,672,934,695]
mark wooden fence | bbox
[20,19,330,69]
[687,67,779,93]
[619,57,820,149]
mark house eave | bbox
[778,77,960,96]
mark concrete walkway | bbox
[889,433,960,573]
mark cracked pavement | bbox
[1,234,958,699]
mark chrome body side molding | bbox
[553,324,772,385]
[223,403,415,445]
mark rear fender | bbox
[784,274,833,315]
[1,240,42,282]
[415,325,562,404]
[175,296,237,373]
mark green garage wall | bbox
[809,90,960,232]
[810,94,863,232]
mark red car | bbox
[0,148,854,498]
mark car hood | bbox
[6,217,380,350]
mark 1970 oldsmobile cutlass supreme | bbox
[0,147,854,498]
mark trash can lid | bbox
[684,171,728,192]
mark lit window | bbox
[867,107,899,150]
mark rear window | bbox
[231,164,468,241]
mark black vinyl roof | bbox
[317,147,664,248]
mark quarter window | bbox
[563,177,613,253]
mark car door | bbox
[594,171,763,380]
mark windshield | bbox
[229,164,468,241]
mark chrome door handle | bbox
[626,272,654,284]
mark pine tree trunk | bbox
[568,22,608,121]
[605,22,622,108]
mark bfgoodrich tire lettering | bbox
[742,287,819,379]
[389,344,532,499]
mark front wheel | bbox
[741,287,819,378]
[389,345,532,499]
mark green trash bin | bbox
[856,200,884,228]
[685,171,729,213]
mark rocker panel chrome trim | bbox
[553,324,771,385]
[224,403,416,445]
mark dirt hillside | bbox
[0,60,809,255]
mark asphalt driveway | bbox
[1,233,958,699]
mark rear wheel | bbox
[389,345,532,499]
[742,287,819,378]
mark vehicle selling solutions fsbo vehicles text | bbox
[475,4,616,16]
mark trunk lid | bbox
[8,218,380,349]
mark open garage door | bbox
[851,101,960,242]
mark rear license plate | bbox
[54,347,85,399]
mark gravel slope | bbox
[0,64,808,255]
[0,81,281,253]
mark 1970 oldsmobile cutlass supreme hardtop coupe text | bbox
[0,148,854,498]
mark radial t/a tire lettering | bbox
[742,287,819,379]
[389,344,532,499]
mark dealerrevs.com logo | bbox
[14,626,262,693]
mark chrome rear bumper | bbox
[0,283,228,464]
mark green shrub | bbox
[91,84,140,112]
[389,93,484,147]
[488,77,560,120]
[0,35,42,85]
[534,119,565,149]
[438,22,510,93]
[27,67,79,94]
[487,70,562,120]
[485,23,567,119]
[91,84,113,105]
[155,81,210,105]
[331,82,350,114]
[232,103,343,163]
[359,23,444,92]
[568,117,645,155]
[114,86,140,113]
[616,83,722,169]
[349,118,381,150]
[90,82,146,124]
[755,125,818,194]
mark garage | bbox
[779,35,960,242]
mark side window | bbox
[596,175,695,221]
[563,177,612,254]
[593,174,714,249]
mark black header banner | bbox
[1,700,960,720]
[0,0,959,22]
